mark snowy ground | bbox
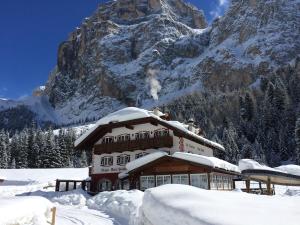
[1,168,300,225]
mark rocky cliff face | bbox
[44,0,299,123]
[45,0,208,122]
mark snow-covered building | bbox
[75,107,231,193]
[120,152,240,191]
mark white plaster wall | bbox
[92,148,170,174]
[172,136,213,156]
[92,122,214,174]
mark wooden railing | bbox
[94,135,173,154]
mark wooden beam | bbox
[246,179,250,193]
[207,173,211,190]
[125,124,134,130]
[66,181,69,192]
[55,180,60,192]
[150,121,158,126]
[267,177,271,195]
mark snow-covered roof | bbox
[275,165,300,176]
[75,107,164,147]
[122,151,239,176]
[0,176,5,180]
[75,107,224,152]
[238,159,280,173]
[165,121,225,151]
[125,151,168,173]
[239,159,300,177]
[173,152,240,173]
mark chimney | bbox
[187,118,195,132]
[153,107,161,116]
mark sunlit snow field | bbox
[0,168,300,225]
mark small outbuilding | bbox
[119,152,240,191]
[237,159,300,195]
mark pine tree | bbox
[27,124,36,168]
[15,131,29,168]
[58,129,69,165]
[222,124,240,163]
[0,130,9,168]
[295,117,300,164]
[80,151,88,167]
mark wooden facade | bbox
[94,135,173,154]
[121,156,239,191]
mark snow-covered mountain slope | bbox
[40,0,299,124]
[2,0,299,126]
[0,96,59,124]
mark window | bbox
[190,174,208,189]
[98,179,112,191]
[116,154,131,166]
[172,174,189,185]
[100,156,113,167]
[217,176,223,189]
[135,152,148,159]
[117,134,130,142]
[156,175,171,186]
[135,132,150,140]
[140,176,155,190]
[102,136,114,144]
[210,175,217,190]
[154,129,169,137]
[223,177,229,189]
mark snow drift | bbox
[138,184,300,225]
[87,190,144,225]
[0,196,53,225]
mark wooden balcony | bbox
[94,135,173,154]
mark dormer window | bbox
[102,136,114,144]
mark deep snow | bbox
[1,168,300,225]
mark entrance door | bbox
[98,179,112,192]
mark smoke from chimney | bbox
[146,69,161,100]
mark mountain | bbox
[1,0,300,165]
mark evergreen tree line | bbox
[0,126,89,169]
[166,63,300,166]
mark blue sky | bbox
[0,0,229,99]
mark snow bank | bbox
[139,184,300,225]
[125,151,168,173]
[23,189,89,206]
[87,190,143,225]
[51,189,88,206]
[275,165,300,176]
[0,196,53,225]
